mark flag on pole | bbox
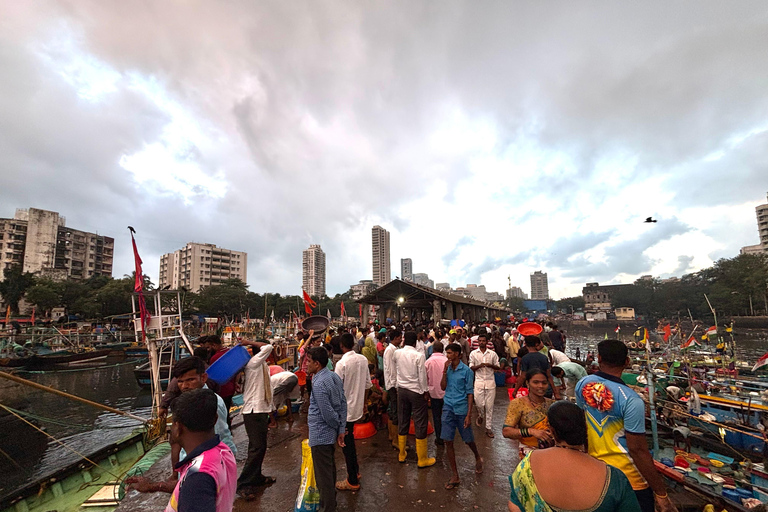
[359,303,363,319]
[702,325,717,340]
[129,227,151,340]
[270,309,275,323]
[31,307,35,325]
[663,324,672,342]
[302,290,316,315]
[4,305,10,327]
[681,335,701,351]
[614,325,620,334]
[340,301,346,318]
[753,352,768,372]
[326,309,332,320]
[639,327,651,352]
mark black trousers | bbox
[342,421,359,485]
[430,398,444,441]
[222,395,233,428]
[387,387,399,425]
[237,412,269,490]
[398,388,429,439]
[311,444,337,512]
[634,488,654,512]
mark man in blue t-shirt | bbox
[576,339,676,512]
[440,343,483,490]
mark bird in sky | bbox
[644,217,657,223]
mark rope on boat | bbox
[0,403,123,480]
[654,398,765,441]
[0,445,23,469]
[20,357,147,374]
[0,371,148,423]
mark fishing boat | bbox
[0,431,149,512]
[0,348,112,369]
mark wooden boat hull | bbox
[0,431,147,512]
[0,349,113,370]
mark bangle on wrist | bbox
[654,492,668,499]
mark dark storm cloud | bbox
[1,1,767,295]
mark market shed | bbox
[357,278,509,325]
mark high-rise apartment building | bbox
[741,192,768,255]
[0,208,114,281]
[159,242,247,292]
[349,279,377,300]
[530,271,549,300]
[401,258,413,282]
[372,225,391,287]
[302,244,326,297]
[413,273,434,289]
[506,286,528,299]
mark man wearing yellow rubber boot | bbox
[394,330,435,468]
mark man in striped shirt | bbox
[306,346,347,512]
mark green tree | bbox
[25,279,62,316]
[0,265,36,314]
[555,296,585,313]
[195,279,250,318]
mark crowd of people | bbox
[126,321,679,512]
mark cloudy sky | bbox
[2,2,767,299]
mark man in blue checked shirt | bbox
[440,342,483,491]
[306,346,347,512]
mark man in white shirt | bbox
[468,332,500,438]
[236,340,275,498]
[548,348,570,366]
[415,330,427,358]
[334,333,371,491]
[383,329,402,450]
[424,341,448,447]
[394,331,435,468]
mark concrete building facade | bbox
[302,244,326,297]
[741,192,768,255]
[400,258,413,282]
[530,271,549,300]
[413,273,434,289]
[349,279,377,301]
[506,286,528,299]
[159,242,247,292]
[372,225,391,287]
[0,208,114,281]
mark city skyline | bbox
[302,244,326,297]
[1,4,767,299]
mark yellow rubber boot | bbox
[388,423,399,449]
[398,435,408,462]
[416,438,436,468]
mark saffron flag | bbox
[663,324,672,342]
[302,290,316,315]
[340,301,346,318]
[681,335,700,351]
[753,352,768,372]
[129,228,151,340]
[31,307,35,325]
[4,305,9,326]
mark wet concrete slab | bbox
[233,389,518,512]
[118,388,519,512]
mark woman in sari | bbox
[508,401,641,512]
[502,369,555,458]
[362,334,378,367]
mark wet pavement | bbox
[234,387,518,512]
[118,388,519,512]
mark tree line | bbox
[0,266,358,322]
[1,252,766,323]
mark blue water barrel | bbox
[494,372,506,387]
[206,345,251,384]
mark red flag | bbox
[614,325,620,334]
[4,305,9,327]
[663,324,672,342]
[753,352,768,372]
[302,290,316,315]
[129,228,151,340]
[340,301,346,317]
[359,303,363,319]
[31,307,35,325]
